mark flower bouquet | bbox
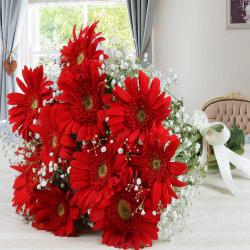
[6,22,205,249]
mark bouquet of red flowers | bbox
[7,22,189,250]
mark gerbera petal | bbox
[60,135,76,147]
[7,93,26,105]
[113,85,131,103]
[162,182,171,205]
[168,185,178,199]
[149,78,160,105]
[78,126,87,140]
[16,78,28,93]
[170,176,187,187]
[139,70,149,94]
[165,135,180,160]
[128,129,140,142]
[124,77,138,95]
[102,93,112,105]
[169,162,188,176]
[152,181,162,207]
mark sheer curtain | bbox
[0,0,27,120]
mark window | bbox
[24,1,134,79]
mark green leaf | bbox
[210,124,224,133]
[227,119,245,151]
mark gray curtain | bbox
[0,0,27,120]
[126,0,154,63]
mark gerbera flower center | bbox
[151,159,162,170]
[57,203,65,217]
[31,98,38,110]
[51,135,57,148]
[83,95,94,111]
[98,163,108,178]
[117,199,132,221]
[77,52,85,65]
[136,109,146,122]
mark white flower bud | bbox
[101,146,107,153]
[136,178,141,185]
[118,147,123,154]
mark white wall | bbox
[152,0,250,112]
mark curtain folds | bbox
[126,0,154,63]
[0,0,27,120]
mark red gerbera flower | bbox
[12,148,41,215]
[90,187,159,250]
[107,70,171,144]
[57,60,111,141]
[60,22,108,74]
[30,188,80,236]
[31,104,71,164]
[132,124,188,208]
[70,142,127,213]
[7,66,53,140]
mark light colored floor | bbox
[0,146,250,250]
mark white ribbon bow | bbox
[187,111,250,196]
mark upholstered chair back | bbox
[202,93,250,134]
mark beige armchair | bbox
[201,93,250,134]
